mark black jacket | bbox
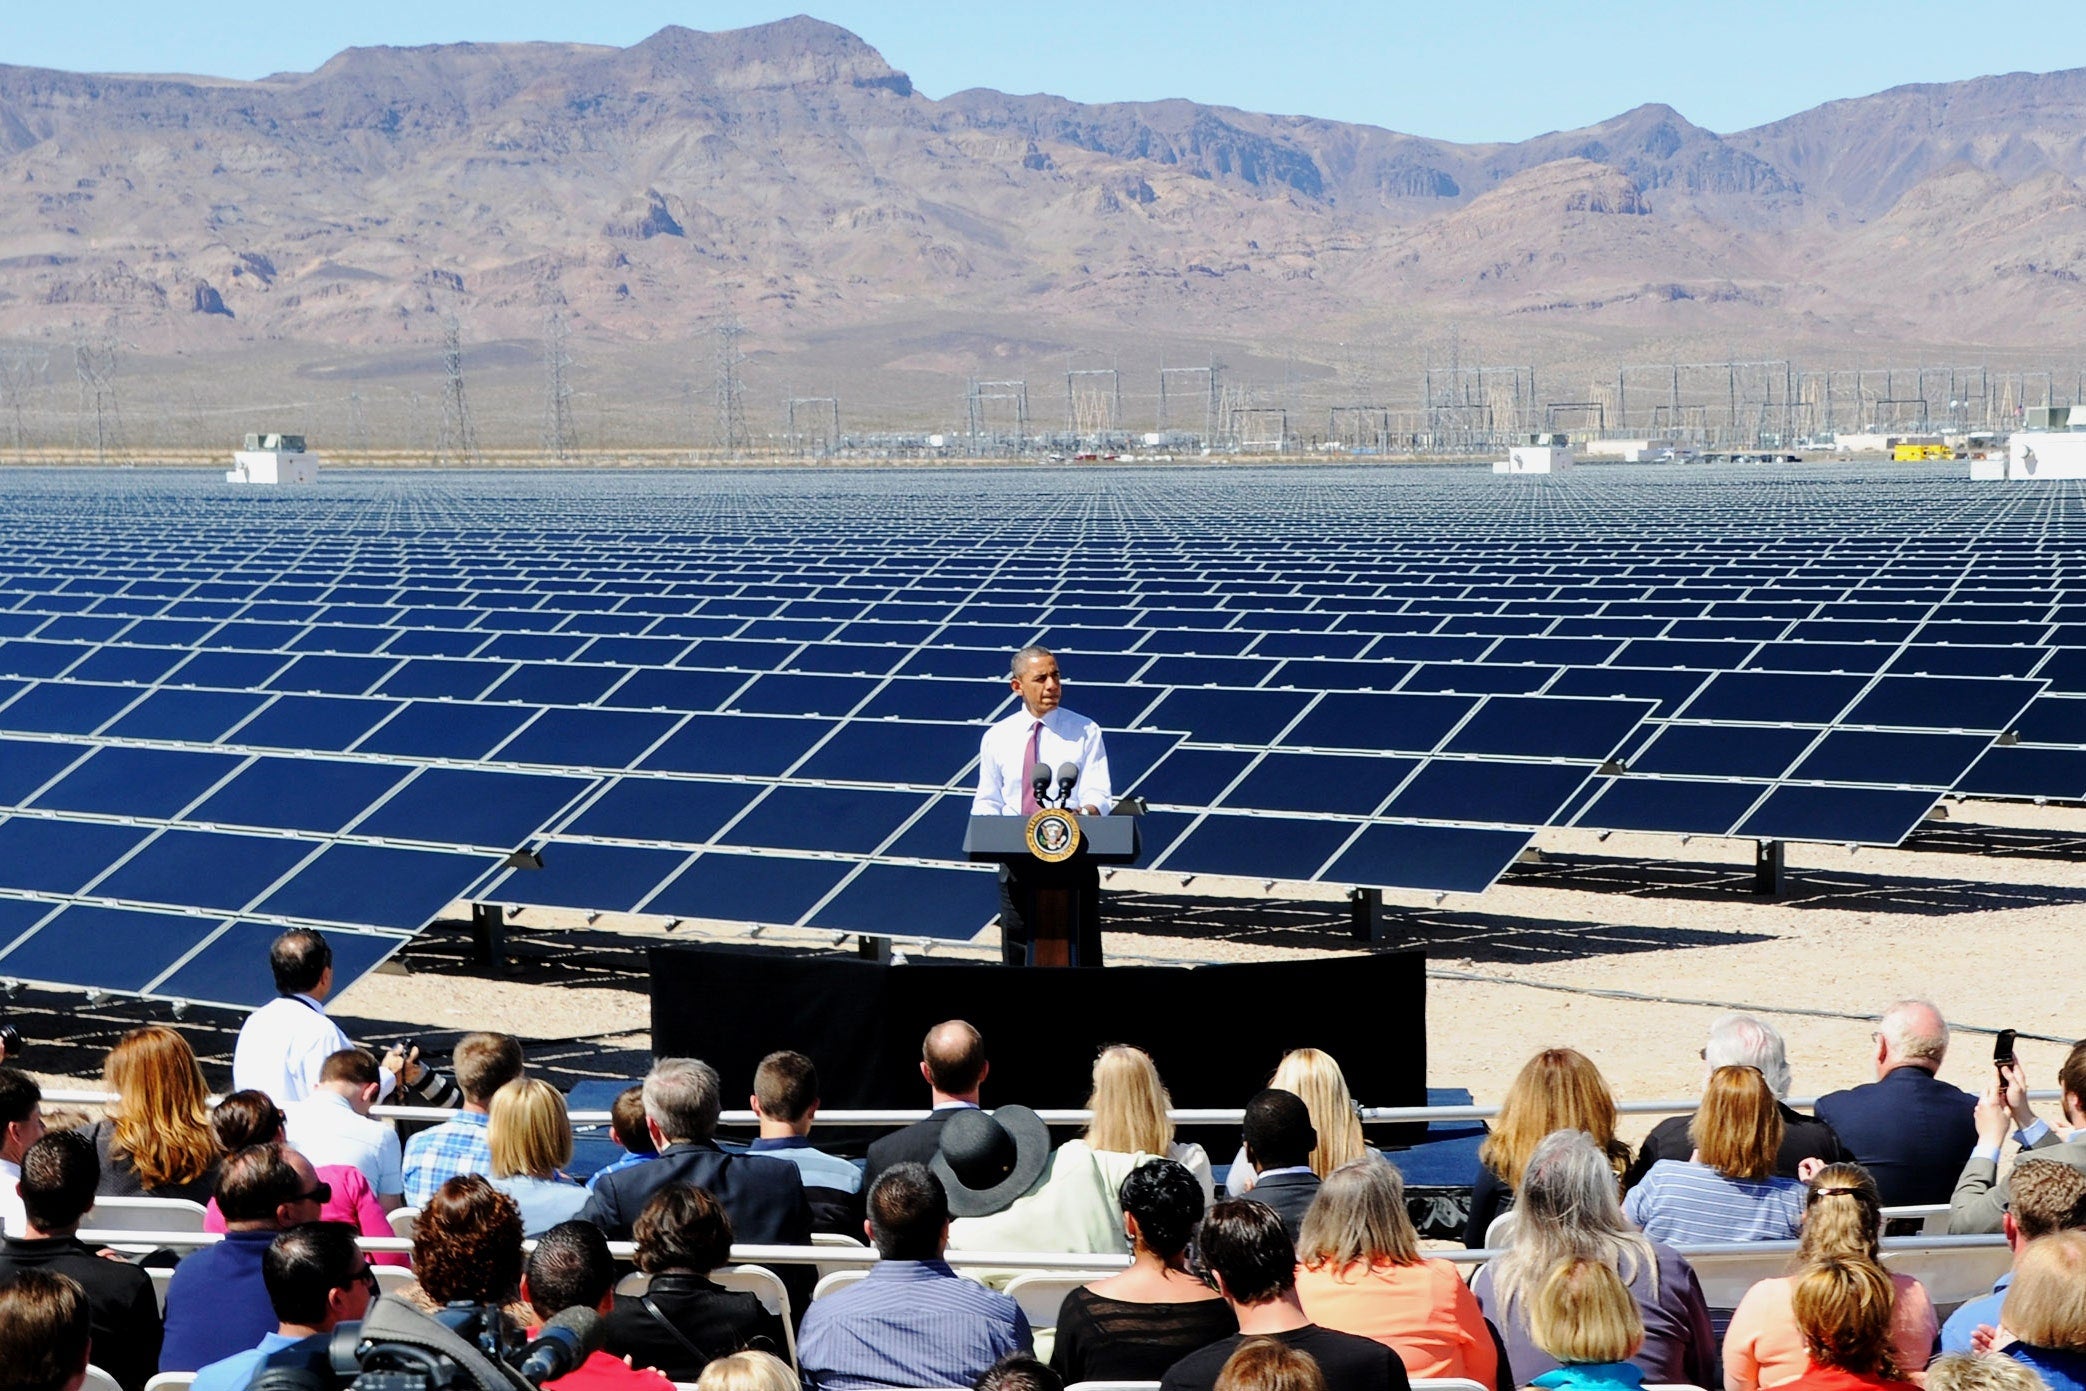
[604,1272,788,1382]
[863,1108,963,1192]
[0,1234,163,1391]
[1813,1066,1978,1207]
[1246,1170,1321,1244]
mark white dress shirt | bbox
[0,1158,22,1237]
[972,706,1113,816]
[284,1089,404,1198]
[232,995,394,1104]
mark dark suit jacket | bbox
[604,1272,789,1382]
[0,1234,162,1391]
[1622,1101,1852,1190]
[1248,1170,1321,1244]
[579,1140,815,1311]
[1813,1065,1978,1207]
[863,1108,963,1192]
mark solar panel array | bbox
[0,463,2079,1006]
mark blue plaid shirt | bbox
[401,1111,491,1207]
[797,1259,1030,1391]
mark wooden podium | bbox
[965,813,1142,966]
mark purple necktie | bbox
[1019,719,1044,814]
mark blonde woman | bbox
[86,1025,221,1201]
[486,1077,588,1235]
[1992,1228,2086,1391]
[1624,1065,1807,1245]
[1466,1048,1631,1247]
[1782,1258,1920,1391]
[695,1351,798,1391]
[1295,1159,1499,1388]
[1225,1048,1374,1197]
[1525,1259,1647,1391]
[1724,1164,1938,1391]
[1083,1045,1214,1201]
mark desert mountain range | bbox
[1,17,2083,441]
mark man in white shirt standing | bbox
[971,645,1113,966]
[282,1050,405,1211]
[232,928,453,1111]
[0,1067,44,1236]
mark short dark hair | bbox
[923,1021,987,1095]
[18,1131,98,1234]
[634,1183,735,1275]
[1120,1158,1205,1259]
[1242,1089,1316,1170]
[976,1353,1064,1391]
[2061,1040,2086,1113]
[526,1220,615,1320]
[0,1270,90,1391]
[611,1085,654,1154]
[454,1033,525,1106]
[319,1049,381,1087]
[264,1222,365,1326]
[0,1067,38,1130]
[270,928,332,996]
[1201,1199,1298,1305]
[868,1162,949,1261]
[211,1090,288,1151]
[754,1051,820,1124]
[218,1143,305,1224]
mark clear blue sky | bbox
[5,1,2084,142]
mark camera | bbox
[244,1300,565,1391]
[0,1022,22,1063]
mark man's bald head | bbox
[921,1020,987,1100]
[1878,999,1949,1075]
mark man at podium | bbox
[972,645,1114,966]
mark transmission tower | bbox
[541,310,576,462]
[345,390,370,456]
[0,347,48,459]
[714,317,749,453]
[71,329,124,465]
[436,315,481,465]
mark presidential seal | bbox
[1025,807,1081,862]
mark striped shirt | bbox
[1623,1159,1805,1245]
[797,1258,1031,1391]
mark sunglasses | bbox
[298,1180,333,1205]
[351,1263,379,1296]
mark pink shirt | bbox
[1724,1272,1936,1391]
[203,1162,409,1267]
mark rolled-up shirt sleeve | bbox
[1073,721,1113,813]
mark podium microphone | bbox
[1029,764,1053,808]
[1055,762,1080,807]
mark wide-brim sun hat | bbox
[930,1104,1051,1218]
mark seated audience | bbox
[87,1025,221,1203]
[0,1066,43,1237]
[1924,1354,2046,1391]
[1238,1089,1322,1243]
[1228,1048,1373,1198]
[0,1132,162,1391]
[1083,1045,1216,1202]
[1623,1065,1808,1244]
[1467,1048,1631,1248]
[1212,1340,1326,1391]
[282,1048,404,1209]
[0,1270,92,1391]
[1624,1016,1849,1190]
[392,1174,534,1333]
[696,1350,799,1391]
[1724,1164,1939,1391]
[1953,1040,2086,1234]
[865,1020,989,1191]
[1814,1000,1977,1207]
[748,1050,865,1234]
[1157,1199,1406,1391]
[978,1353,1064,1391]
[203,1090,402,1264]
[488,1077,589,1235]
[1523,1258,1647,1391]
[187,1223,375,1391]
[1781,1257,1921,1391]
[797,1163,1031,1391]
[1295,1158,1501,1389]
[521,1221,672,1391]
[160,1144,326,1372]
[1994,1228,2086,1391]
[604,1184,787,1381]
[587,1084,658,1192]
[1943,1158,2086,1352]
[1050,1159,1236,1384]
[1472,1131,1716,1389]
[402,1032,525,1206]
[942,1104,1131,1262]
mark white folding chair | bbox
[1881,1242,2013,1317]
[1482,1211,1518,1248]
[813,1268,871,1301]
[388,1207,420,1240]
[614,1272,653,1296]
[1001,1272,1094,1331]
[375,1266,418,1298]
[1409,1380,1488,1391]
[85,1196,209,1233]
[713,1265,798,1371]
[1066,1383,1164,1391]
[810,1230,867,1281]
[1676,1245,1801,1313]
[81,1371,122,1391]
[148,1267,175,1316]
[1881,1203,1951,1235]
[144,1375,195,1391]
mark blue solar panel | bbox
[644,850,852,925]
[186,757,409,834]
[92,829,319,912]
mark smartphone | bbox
[1994,1029,2018,1072]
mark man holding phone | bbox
[1949,1036,2086,1233]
